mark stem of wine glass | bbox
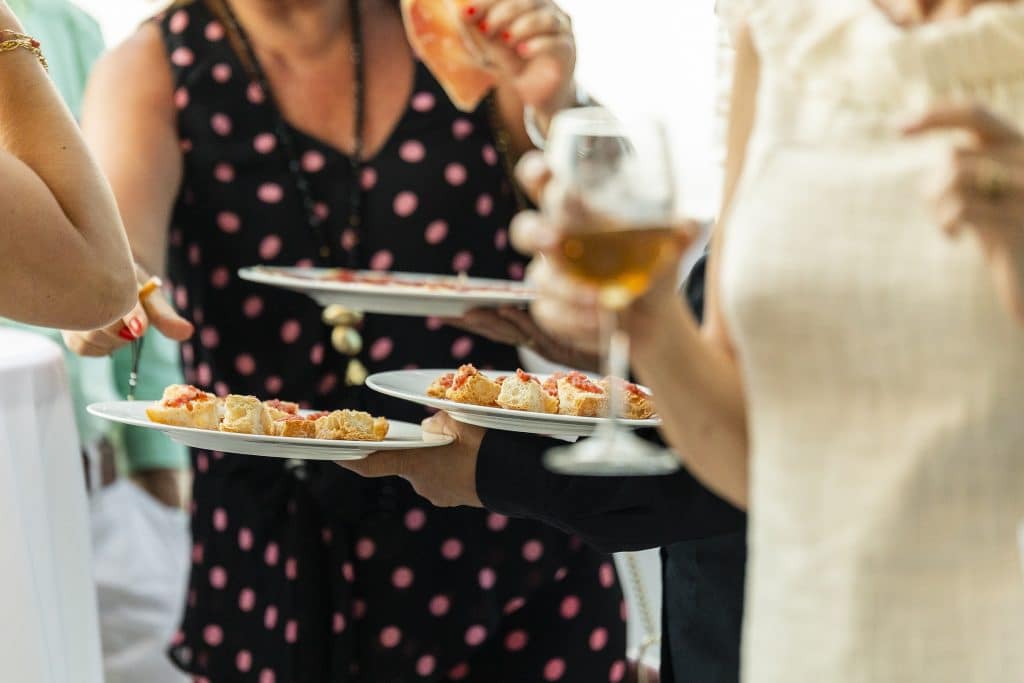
[602,307,628,434]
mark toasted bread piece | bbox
[273,415,318,439]
[556,372,608,418]
[220,394,272,435]
[426,372,455,399]
[600,378,656,420]
[146,384,221,430]
[496,369,550,413]
[445,364,501,406]
[263,399,300,421]
[315,410,390,442]
[401,0,496,112]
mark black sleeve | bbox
[476,252,744,554]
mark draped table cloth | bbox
[0,328,103,683]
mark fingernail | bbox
[128,317,144,336]
[501,30,512,42]
[464,5,476,16]
[118,325,136,341]
[477,19,489,32]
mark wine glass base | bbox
[543,429,680,477]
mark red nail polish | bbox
[501,30,512,43]
[119,325,136,341]
[477,19,489,32]
[128,317,144,336]
[464,5,476,16]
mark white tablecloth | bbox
[0,329,103,683]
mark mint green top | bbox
[2,0,187,472]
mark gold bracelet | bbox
[0,30,48,71]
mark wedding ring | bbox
[976,162,1011,203]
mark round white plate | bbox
[238,266,533,317]
[366,369,660,438]
[87,401,452,461]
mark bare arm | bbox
[0,2,135,329]
[629,21,760,509]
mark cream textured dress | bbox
[719,2,1024,681]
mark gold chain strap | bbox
[0,31,48,71]
[625,552,661,683]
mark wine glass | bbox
[542,107,695,476]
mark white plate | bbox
[237,266,533,317]
[87,402,452,461]
[366,369,660,438]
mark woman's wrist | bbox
[630,297,697,375]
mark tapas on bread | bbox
[146,384,390,442]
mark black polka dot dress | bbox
[158,2,627,682]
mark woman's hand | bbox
[462,0,577,121]
[338,412,486,508]
[62,264,194,357]
[443,305,601,371]
[904,104,1024,322]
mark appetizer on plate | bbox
[145,384,389,441]
[553,371,608,418]
[446,364,502,407]
[496,369,559,414]
[599,377,657,420]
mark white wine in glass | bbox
[542,107,696,476]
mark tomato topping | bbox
[566,371,603,394]
[452,364,479,390]
[164,385,210,408]
[264,399,299,414]
[515,368,539,384]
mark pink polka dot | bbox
[416,654,436,676]
[449,663,470,680]
[452,250,474,273]
[425,220,449,244]
[259,669,275,683]
[314,202,329,220]
[211,113,232,136]
[171,47,194,66]
[405,508,426,531]
[213,507,229,531]
[285,557,298,580]
[169,10,189,33]
[211,267,230,289]
[174,87,189,110]
[476,194,494,217]
[341,229,359,251]
[560,595,581,619]
[425,316,443,331]
[264,542,279,567]
[181,343,194,365]
[259,234,283,260]
[188,243,202,265]
[369,337,393,361]
[205,21,225,41]
[429,594,450,617]
[342,562,355,582]
[599,562,616,588]
[399,140,426,163]
[180,139,193,153]
[444,163,468,186]
[196,452,209,473]
[356,538,375,560]
[508,262,525,280]
[302,150,326,172]
[239,588,256,612]
[212,63,232,83]
[235,354,256,376]
[555,566,568,581]
[265,376,282,395]
[247,83,265,104]
[201,326,220,348]
[209,566,228,589]
[204,624,223,646]
[295,258,314,268]
[465,624,487,647]
[280,320,302,344]
[412,92,436,112]
[236,650,252,672]
[258,183,284,204]
[197,363,212,386]
[478,567,496,589]
[487,513,508,531]
[285,620,299,643]
[451,336,474,360]
[263,605,278,629]
[505,629,528,651]
[243,296,263,318]
[332,612,346,634]
[370,250,394,271]
[523,540,544,562]
[393,191,418,217]
[192,543,204,564]
[453,118,474,140]
[176,285,189,308]
[317,373,337,395]
[482,144,499,166]
[620,600,628,621]
[253,133,277,154]
[441,538,463,560]
[590,627,609,651]
[321,528,332,544]
[494,229,508,250]
[217,211,240,233]
[392,567,414,589]
[214,163,235,183]
[360,167,377,190]
[353,600,367,619]
[609,660,626,682]
[544,658,566,681]
[310,343,325,365]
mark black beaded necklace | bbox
[218,0,365,266]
